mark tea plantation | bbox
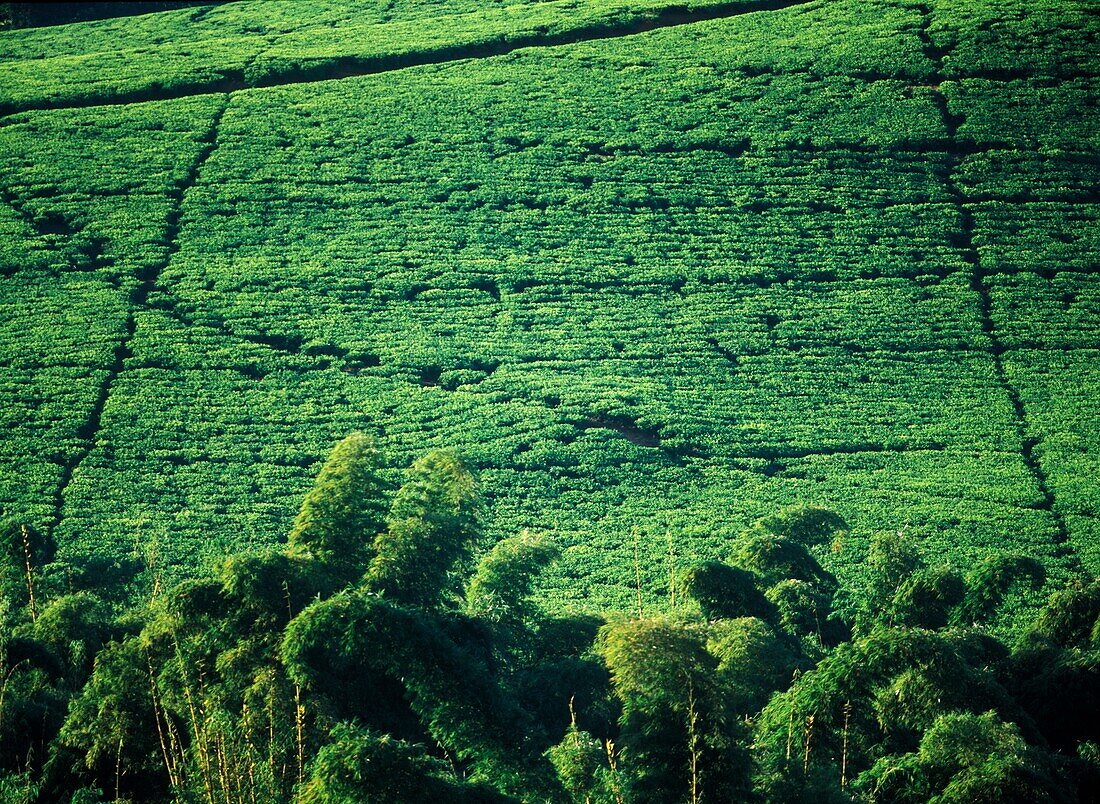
[1,0,1097,629]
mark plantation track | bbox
[914,3,1078,566]
[0,0,816,116]
[45,97,231,539]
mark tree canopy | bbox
[0,436,1097,803]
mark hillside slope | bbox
[0,0,1097,624]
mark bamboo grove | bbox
[1,434,1098,801]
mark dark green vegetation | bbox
[0,3,224,31]
[3,0,1099,799]
[2,436,1098,801]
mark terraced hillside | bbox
[1,0,1097,625]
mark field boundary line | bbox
[914,2,1078,567]
[46,96,231,539]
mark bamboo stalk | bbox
[115,736,123,803]
[604,739,625,804]
[666,528,676,610]
[242,701,259,804]
[295,683,305,793]
[20,525,36,622]
[687,677,700,804]
[166,713,187,793]
[803,714,815,774]
[146,652,179,790]
[267,679,276,786]
[175,638,215,804]
[785,708,793,768]
[216,729,232,804]
[841,700,851,787]
[632,527,643,618]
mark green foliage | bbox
[283,591,540,796]
[1,436,1099,801]
[3,0,1092,625]
[1029,578,1100,648]
[856,711,1072,803]
[0,647,68,774]
[367,450,479,609]
[516,614,614,740]
[755,505,849,548]
[299,723,502,803]
[853,536,1044,634]
[0,0,1099,795]
[956,555,1046,626]
[931,0,1100,78]
[0,771,39,804]
[1008,581,1100,753]
[287,431,388,573]
[599,617,714,708]
[0,93,226,568]
[599,616,752,801]
[753,627,1027,799]
[466,530,559,627]
[947,78,1100,151]
[854,532,925,631]
[0,520,52,610]
[57,636,163,786]
[29,592,112,676]
[547,722,617,804]
[681,561,775,621]
[767,579,849,650]
[731,529,838,592]
[891,567,966,630]
[708,617,798,714]
[0,0,794,114]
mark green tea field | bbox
[1,0,1097,627]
